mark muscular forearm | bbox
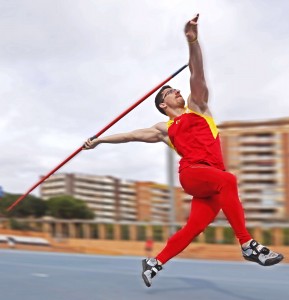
[97,132,136,144]
[188,40,205,79]
[99,128,162,144]
[83,124,167,150]
[83,132,133,150]
[96,127,163,145]
[188,38,209,107]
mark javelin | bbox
[7,64,188,211]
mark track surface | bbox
[0,250,288,300]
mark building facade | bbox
[219,117,289,223]
[40,173,189,223]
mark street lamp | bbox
[167,147,176,235]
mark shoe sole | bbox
[243,254,284,266]
[141,259,151,287]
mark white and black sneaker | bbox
[141,258,162,287]
[242,240,284,266]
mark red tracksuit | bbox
[156,109,251,264]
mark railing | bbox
[0,218,289,246]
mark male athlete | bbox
[84,14,284,287]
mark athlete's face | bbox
[161,88,185,108]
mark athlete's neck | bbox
[167,107,186,120]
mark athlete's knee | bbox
[223,172,238,187]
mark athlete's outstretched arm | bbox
[184,14,209,113]
[83,122,169,150]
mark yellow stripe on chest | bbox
[186,109,219,139]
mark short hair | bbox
[154,85,171,115]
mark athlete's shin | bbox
[156,197,220,264]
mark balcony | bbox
[243,203,278,209]
[239,136,275,143]
[120,205,136,212]
[120,214,137,221]
[241,165,276,172]
[74,188,96,196]
[239,174,276,181]
[87,203,114,211]
[152,189,169,196]
[97,199,115,205]
[239,146,275,152]
[42,188,66,195]
[76,174,114,183]
[153,203,170,209]
[97,211,116,217]
[245,213,278,219]
[75,194,98,201]
[119,195,135,201]
[119,201,135,207]
[240,155,275,162]
[119,187,135,193]
[241,193,261,199]
[75,182,115,191]
[42,182,65,188]
[239,183,278,190]
[152,197,169,203]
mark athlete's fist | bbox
[82,138,100,150]
[184,14,199,43]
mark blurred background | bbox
[1,0,289,261]
[1,2,289,300]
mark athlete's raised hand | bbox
[184,14,199,43]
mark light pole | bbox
[167,147,176,236]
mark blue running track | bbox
[0,250,288,300]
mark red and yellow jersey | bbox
[167,108,225,172]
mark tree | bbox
[0,193,47,218]
[46,195,94,219]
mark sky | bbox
[0,0,289,196]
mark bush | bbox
[46,195,94,219]
[9,218,32,231]
[204,227,215,243]
[0,193,47,218]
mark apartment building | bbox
[41,174,137,222]
[135,182,190,223]
[40,173,188,223]
[219,117,289,223]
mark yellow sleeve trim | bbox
[186,108,219,139]
[166,120,176,150]
[166,119,174,128]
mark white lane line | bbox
[31,273,49,278]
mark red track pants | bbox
[156,165,252,264]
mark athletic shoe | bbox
[141,258,162,287]
[242,240,284,266]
